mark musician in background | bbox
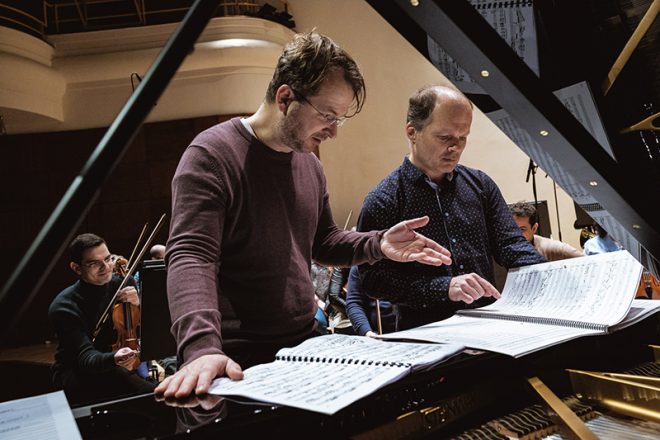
[157,31,452,399]
[510,201,583,261]
[346,265,398,337]
[149,244,166,260]
[48,233,155,404]
[310,261,331,333]
[583,224,623,255]
[357,85,546,330]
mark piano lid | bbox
[365,0,660,275]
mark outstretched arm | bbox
[380,216,452,266]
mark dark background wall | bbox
[0,115,229,348]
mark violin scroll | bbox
[113,255,129,277]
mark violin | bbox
[636,270,660,300]
[111,256,141,371]
[91,214,167,371]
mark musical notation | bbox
[379,251,655,358]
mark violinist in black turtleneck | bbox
[48,233,155,405]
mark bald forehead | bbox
[432,87,472,108]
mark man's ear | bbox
[275,85,295,114]
[532,222,539,235]
[70,261,81,277]
[405,123,416,142]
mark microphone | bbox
[525,159,536,183]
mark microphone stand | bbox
[525,159,539,202]
[525,158,541,235]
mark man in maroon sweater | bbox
[155,32,452,399]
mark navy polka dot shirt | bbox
[357,157,545,326]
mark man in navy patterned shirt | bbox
[357,85,545,330]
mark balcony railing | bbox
[0,0,294,40]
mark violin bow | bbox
[343,210,353,231]
[126,222,149,269]
[92,213,167,341]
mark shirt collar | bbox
[401,156,455,188]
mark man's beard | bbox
[276,111,310,153]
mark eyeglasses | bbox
[295,93,348,127]
[81,254,116,270]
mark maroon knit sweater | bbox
[166,118,384,365]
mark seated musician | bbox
[583,224,623,255]
[510,201,583,261]
[346,266,398,337]
[149,244,166,260]
[48,233,156,404]
[311,261,333,327]
[357,85,546,330]
[155,32,452,399]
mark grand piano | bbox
[2,0,659,438]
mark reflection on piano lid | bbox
[364,0,660,278]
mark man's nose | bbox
[326,124,338,139]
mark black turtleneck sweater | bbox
[48,274,133,385]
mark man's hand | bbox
[155,392,225,411]
[154,354,243,399]
[381,216,452,266]
[117,286,139,306]
[448,273,500,304]
[114,347,138,369]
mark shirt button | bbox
[444,212,449,217]
[459,264,464,269]
[452,238,457,243]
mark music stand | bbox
[139,260,177,362]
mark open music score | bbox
[208,334,463,415]
[380,251,660,357]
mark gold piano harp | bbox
[620,111,660,134]
[602,0,660,134]
[566,368,660,424]
[602,0,660,96]
[527,376,598,440]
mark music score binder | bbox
[380,251,660,357]
[209,334,463,415]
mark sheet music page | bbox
[610,299,660,331]
[428,0,538,94]
[276,333,464,371]
[486,107,597,206]
[486,81,613,162]
[0,391,82,440]
[379,315,602,358]
[209,361,409,415]
[552,82,614,158]
[208,335,464,414]
[464,251,641,326]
